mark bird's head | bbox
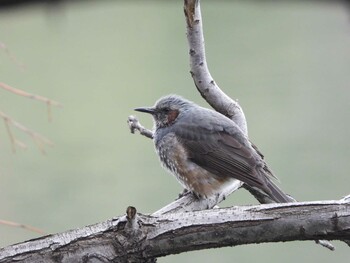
[135,95,192,129]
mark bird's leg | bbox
[178,188,190,199]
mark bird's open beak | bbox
[134,107,156,114]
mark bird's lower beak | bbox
[134,107,156,114]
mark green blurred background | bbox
[0,0,349,262]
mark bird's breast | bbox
[154,131,236,198]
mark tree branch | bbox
[0,220,46,235]
[184,0,248,135]
[0,110,54,153]
[0,42,25,70]
[0,82,62,122]
[0,200,348,262]
[0,82,62,153]
[127,115,154,139]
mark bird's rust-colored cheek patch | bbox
[167,110,179,124]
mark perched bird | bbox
[134,94,335,250]
[135,94,291,203]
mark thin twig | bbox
[3,118,17,153]
[0,111,53,153]
[0,82,62,107]
[0,42,26,70]
[0,82,62,122]
[0,219,46,235]
[127,115,154,139]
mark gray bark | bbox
[184,0,248,135]
[0,200,349,263]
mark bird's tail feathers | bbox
[265,179,293,203]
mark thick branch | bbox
[0,200,349,263]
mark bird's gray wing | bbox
[173,120,291,203]
[250,141,279,181]
[174,122,268,190]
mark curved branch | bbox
[184,0,248,135]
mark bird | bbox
[135,94,291,203]
[135,95,335,250]
[134,95,336,250]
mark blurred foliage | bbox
[0,1,349,262]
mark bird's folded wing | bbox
[175,125,268,190]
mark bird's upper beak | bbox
[134,107,156,115]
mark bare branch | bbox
[0,82,62,122]
[0,82,62,107]
[341,194,350,202]
[0,42,25,70]
[152,180,243,216]
[127,115,154,139]
[0,111,53,153]
[0,220,46,235]
[0,200,348,262]
[0,82,62,152]
[184,0,248,135]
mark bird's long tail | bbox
[266,179,293,203]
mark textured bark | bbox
[184,0,248,135]
[0,201,349,263]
